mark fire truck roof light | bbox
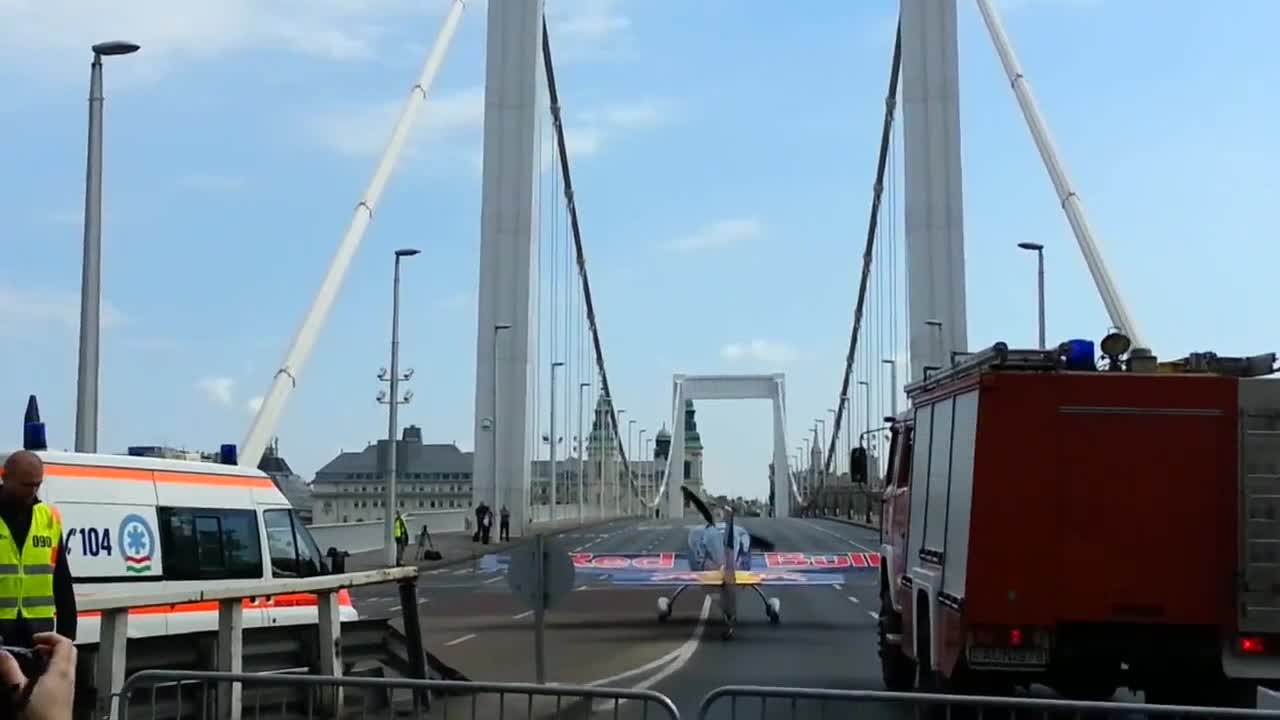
[1240,637,1264,654]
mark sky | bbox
[2,0,1278,502]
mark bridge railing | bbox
[117,669,682,720]
[307,509,469,554]
[81,566,421,720]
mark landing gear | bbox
[750,586,781,625]
[656,585,688,622]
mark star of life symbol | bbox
[119,514,155,574]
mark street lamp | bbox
[75,40,140,453]
[637,428,647,512]
[577,381,590,521]
[626,419,636,512]
[815,419,826,487]
[882,359,898,418]
[491,323,512,514]
[378,247,419,566]
[1017,242,1046,348]
[549,361,565,514]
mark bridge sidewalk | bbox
[345,515,623,573]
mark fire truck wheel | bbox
[878,594,915,691]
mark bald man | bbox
[0,451,77,648]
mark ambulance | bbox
[0,447,359,644]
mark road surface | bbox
[350,516,908,717]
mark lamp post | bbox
[75,40,140,453]
[614,409,626,515]
[491,323,512,513]
[883,359,898,418]
[644,436,653,509]
[549,361,564,515]
[378,248,419,566]
[577,381,590,521]
[1018,242,1046,348]
[626,419,636,513]
[637,428,647,512]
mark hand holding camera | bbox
[0,633,76,720]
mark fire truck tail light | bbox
[1009,628,1024,647]
[1240,637,1265,654]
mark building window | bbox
[684,461,691,479]
[157,507,263,581]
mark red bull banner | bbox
[761,552,880,569]
[570,552,680,570]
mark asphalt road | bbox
[349,515,905,717]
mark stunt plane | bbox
[597,487,880,640]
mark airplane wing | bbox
[600,569,849,586]
[477,552,691,574]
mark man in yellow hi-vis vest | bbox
[0,451,76,647]
[393,512,409,565]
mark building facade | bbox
[309,425,474,524]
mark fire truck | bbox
[876,333,1280,707]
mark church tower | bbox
[683,399,704,497]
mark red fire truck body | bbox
[876,340,1280,706]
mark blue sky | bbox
[2,0,1277,500]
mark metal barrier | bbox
[118,670,682,720]
[696,686,1280,719]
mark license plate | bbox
[966,646,1048,666]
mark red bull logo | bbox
[570,552,678,570]
[762,552,880,569]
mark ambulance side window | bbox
[264,509,323,578]
[158,507,264,581]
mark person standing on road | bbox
[473,502,488,543]
[480,505,493,545]
[0,451,76,648]
[499,505,510,542]
[393,511,409,565]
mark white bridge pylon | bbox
[656,374,800,519]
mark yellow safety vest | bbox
[0,503,60,624]
[394,516,407,540]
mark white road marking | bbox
[803,519,879,553]
[483,576,503,584]
[575,585,588,591]
[587,595,712,711]
[452,569,472,575]
[444,634,476,646]
[419,598,430,604]
[389,605,400,612]
[847,596,860,604]
[834,583,844,590]
[512,610,534,620]
[868,611,880,620]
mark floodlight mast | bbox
[239,0,469,466]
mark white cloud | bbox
[197,376,236,407]
[667,218,762,253]
[303,85,485,159]
[247,395,264,414]
[547,0,632,57]
[720,339,797,366]
[0,283,127,333]
[0,0,441,73]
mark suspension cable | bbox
[541,18,633,484]
[824,21,902,478]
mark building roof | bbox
[316,425,473,477]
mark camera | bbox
[0,645,46,681]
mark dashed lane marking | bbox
[483,576,503,584]
[803,519,879,553]
[834,583,844,590]
[512,610,534,620]
[444,634,476,646]
[575,585,588,591]
[389,605,400,612]
[868,611,880,620]
[847,596,860,604]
